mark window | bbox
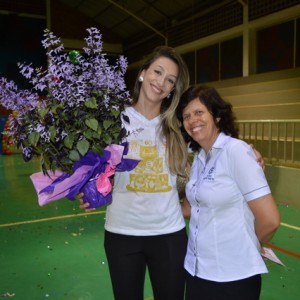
[296,18,300,68]
[195,36,243,83]
[196,44,219,83]
[257,21,294,73]
[220,36,243,79]
[182,51,196,85]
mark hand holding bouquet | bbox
[0,27,139,208]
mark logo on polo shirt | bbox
[203,166,215,181]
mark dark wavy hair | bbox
[176,85,239,152]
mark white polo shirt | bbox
[185,132,270,282]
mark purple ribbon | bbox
[30,143,139,208]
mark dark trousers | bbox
[185,272,262,300]
[104,228,188,300]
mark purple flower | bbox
[0,27,131,174]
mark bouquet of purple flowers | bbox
[0,27,139,208]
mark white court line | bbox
[1,215,299,231]
[280,222,300,231]
[0,210,105,228]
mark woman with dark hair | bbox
[177,85,280,300]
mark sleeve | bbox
[226,140,271,202]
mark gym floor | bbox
[1,154,299,299]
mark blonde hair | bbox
[132,46,190,175]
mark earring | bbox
[138,76,143,82]
[167,90,175,99]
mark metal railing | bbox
[236,120,300,168]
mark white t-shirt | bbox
[184,132,270,282]
[104,107,185,235]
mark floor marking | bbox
[1,217,300,232]
[266,243,300,259]
[280,222,300,231]
[1,216,300,259]
[0,211,105,228]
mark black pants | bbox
[185,272,262,300]
[104,228,188,300]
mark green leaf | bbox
[50,104,62,114]
[64,134,75,149]
[28,132,40,147]
[76,139,90,156]
[38,108,49,119]
[111,109,120,118]
[69,150,81,161]
[97,126,102,135]
[84,97,98,109]
[59,157,73,172]
[103,120,113,130]
[49,126,56,142]
[91,144,104,154]
[83,129,94,140]
[85,118,98,131]
[92,131,101,139]
[113,132,120,141]
[103,134,112,144]
[41,155,50,173]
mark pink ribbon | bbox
[95,144,125,196]
[96,165,116,196]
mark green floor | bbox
[0,154,299,299]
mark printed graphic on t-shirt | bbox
[126,140,172,192]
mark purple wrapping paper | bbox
[30,143,139,208]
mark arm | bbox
[180,197,191,219]
[178,160,192,219]
[248,194,280,245]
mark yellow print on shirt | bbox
[126,144,172,192]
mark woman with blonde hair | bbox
[82,46,190,300]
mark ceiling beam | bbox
[107,0,168,44]
[137,0,170,21]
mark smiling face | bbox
[182,98,220,153]
[139,56,178,105]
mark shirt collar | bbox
[213,132,230,149]
[196,132,230,161]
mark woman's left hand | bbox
[248,194,280,245]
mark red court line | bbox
[266,243,300,259]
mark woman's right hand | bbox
[77,192,96,212]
